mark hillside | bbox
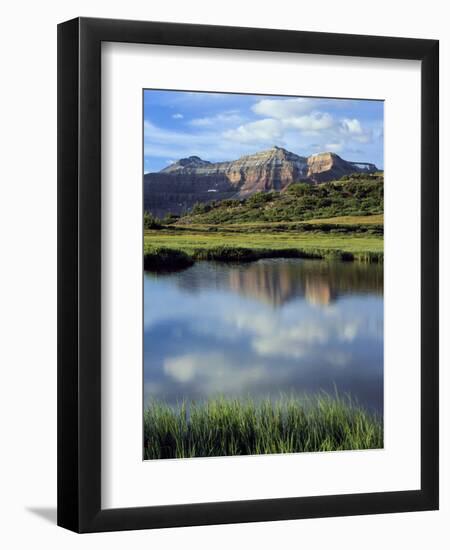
[144,146,380,217]
[175,173,384,225]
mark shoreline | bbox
[144,244,383,272]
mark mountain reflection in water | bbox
[173,258,383,307]
[144,258,384,414]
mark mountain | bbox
[144,146,379,217]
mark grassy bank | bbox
[144,228,383,270]
[144,394,383,459]
[143,246,194,272]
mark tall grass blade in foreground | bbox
[144,394,383,459]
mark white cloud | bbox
[340,118,363,134]
[251,320,327,358]
[324,142,344,152]
[223,118,284,144]
[189,110,243,127]
[339,118,374,144]
[250,99,377,153]
[163,352,271,393]
[172,113,184,119]
[222,307,363,360]
[164,355,197,382]
[285,112,334,131]
[221,111,336,148]
[252,97,321,119]
[340,322,359,342]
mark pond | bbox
[144,258,383,415]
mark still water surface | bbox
[144,258,383,414]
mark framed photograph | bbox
[57,17,439,532]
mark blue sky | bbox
[143,90,384,173]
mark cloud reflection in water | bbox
[144,259,383,413]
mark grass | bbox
[178,214,384,230]
[144,228,383,269]
[304,214,383,225]
[176,222,383,236]
[143,246,194,271]
[143,394,383,459]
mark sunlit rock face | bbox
[218,146,309,195]
[144,147,379,216]
[306,152,377,182]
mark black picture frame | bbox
[57,16,439,533]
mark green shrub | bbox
[287,182,312,196]
[144,211,162,229]
[192,202,211,215]
[163,213,180,225]
[178,174,384,225]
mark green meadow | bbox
[144,221,383,270]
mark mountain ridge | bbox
[144,147,380,217]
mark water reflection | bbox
[173,259,383,307]
[144,258,384,414]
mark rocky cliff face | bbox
[306,152,377,182]
[144,146,379,217]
